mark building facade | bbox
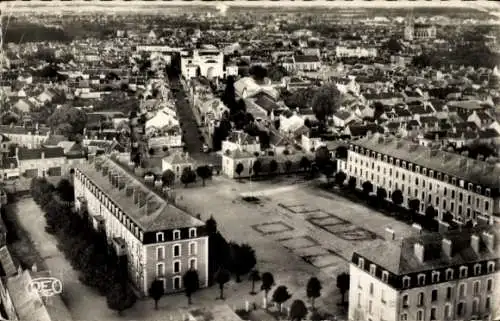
[73,156,208,296]
[349,227,500,321]
[338,133,500,225]
[181,50,224,80]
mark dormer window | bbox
[429,170,434,178]
[459,266,468,278]
[474,264,482,276]
[402,276,411,288]
[422,168,427,175]
[452,178,456,185]
[358,257,365,269]
[396,160,400,166]
[416,165,420,172]
[369,264,376,276]
[408,164,413,171]
[189,228,197,238]
[444,175,449,182]
[156,232,165,243]
[488,261,495,273]
[486,188,491,197]
[476,186,482,194]
[432,271,440,283]
[437,173,441,180]
[468,183,473,191]
[383,155,388,162]
[418,274,426,286]
[446,268,454,281]
[382,271,389,283]
[173,230,181,240]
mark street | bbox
[168,75,221,167]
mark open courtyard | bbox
[175,175,416,314]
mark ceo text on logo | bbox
[27,277,63,297]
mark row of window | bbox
[349,145,492,196]
[156,258,197,277]
[76,170,145,242]
[400,297,492,321]
[357,257,496,288]
[156,242,197,260]
[401,280,494,308]
[157,276,182,291]
[155,227,197,243]
[350,160,491,210]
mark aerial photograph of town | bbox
[0,1,498,321]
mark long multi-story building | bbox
[349,226,499,321]
[338,133,500,225]
[73,155,208,296]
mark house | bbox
[180,49,224,80]
[282,55,322,72]
[301,133,324,153]
[234,77,279,101]
[279,111,305,135]
[221,149,256,179]
[13,99,34,113]
[335,46,377,58]
[16,147,66,178]
[353,105,375,120]
[0,125,50,148]
[332,110,358,128]
[468,111,495,129]
[221,130,260,154]
[161,152,196,181]
[343,123,384,139]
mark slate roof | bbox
[0,125,50,136]
[355,227,500,275]
[78,157,204,232]
[352,133,500,189]
[226,130,258,145]
[17,147,65,160]
[294,55,320,63]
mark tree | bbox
[299,157,311,172]
[322,161,336,182]
[196,165,212,186]
[361,181,373,198]
[391,189,404,207]
[161,170,175,187]
[252,160,262,178]
[180,167,196,187]
[425,205,437,226]
[335,171,346,187]
[336,272,350,305]
[347,177,357,191]
[183,269,200,305]
[214,267,231,300]
[249,269,261,295]
[272,285,292,314]
[314,146,331,168]
[376,188,388,205]
[306,277,322,310]
[206,215,217,235]
[231,243,256,282]
[409,199,420,214]
[47,106,88,141]
[373,102,385,120]
[311,85,341,123]
[289,300,308,321]
[284,160,293,176]
[106,283,137,315]
[148,148,155,156]
[385,37,403,53]
[249,65,268,83]
[269,160,278,175]
[261,272,275,306]
[235,162,244,179]
[222,76,237,111]
[443,211,454,224]
[57,178,74,202]
[148,279,165,310]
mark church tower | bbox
[404,11,414,41]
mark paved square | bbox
[279,236,319,249]
[334,227,378,241]
[309,216,348,226]
[278,203,319,214]
[311,255,342,268]
[294,246,329,257]
[251,221,294,235]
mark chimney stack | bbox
[442,238,453,257]
[412,223,423,235]
[385,227,396,241]
[414,242,425,262]
[482,231,495,251]
[41,151,45,159]
[471,234,480,253]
